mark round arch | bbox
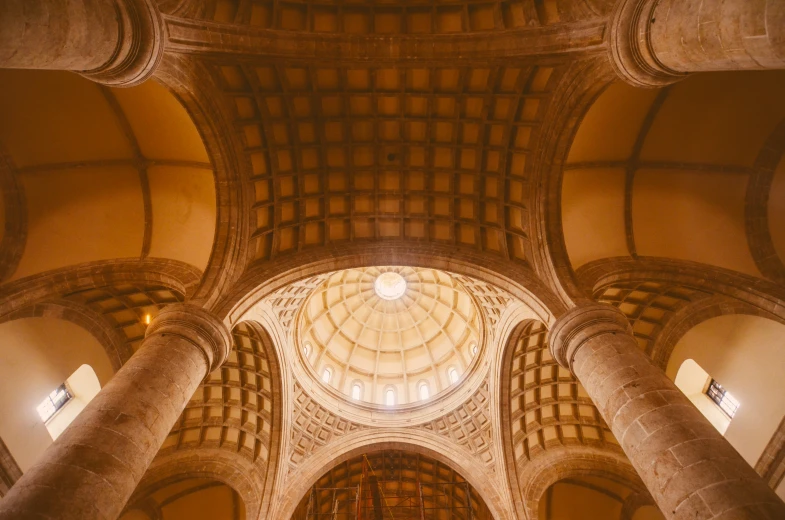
[128,449,265,519]
[271,429,515,520]
[153,54,254,307]
[214,242,565,325]
[517,446,648,520]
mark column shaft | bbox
[551,305,785,519]
[0,0,164,87]
[0,304,230,520]
[651,0,785,73]
[610,0,785,87]
[0,0,121,73]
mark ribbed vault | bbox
[300,266,481,405]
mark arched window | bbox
[470,342,478,357]
[418,381,430,401]
[385,387,396,406]
[351,382,362,400]
[448,367,459,384]
[322,367,332,384]
[303,342,311,357]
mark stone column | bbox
[0,0,164,87]
[610,0,785,87]
[0,304,230,520]
[550,304,785,519]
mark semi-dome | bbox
[299,266,481,406]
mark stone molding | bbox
[577,256,785,322]
[548,303,633,371]
[517,446,647,520]
[154,54,254,309]
[746,117,785,284]
[81,0,166,87]
[608,0,689,88]
[0,258,202,319]
[528,58,617,304]
[649,294,785,369]
[756,416,785,491]
[128,448,266,519]
[163,15,608,62]
[146,303,231,372]
[0,436,21,498]
[217,242,564,325]
[0,147,25,283]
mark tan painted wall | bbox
[147,166,216,271]
[563,72,785,278]
[633,169,760,276]
[666,315,785,466]
[0,318,113,471]
[13,166,145,279]
[561,168,628,268]
[0,69,217,279]
[674,359,730,435]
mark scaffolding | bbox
[303,454,474,520]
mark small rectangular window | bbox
[36,384,72,423]
[706,379,739,419]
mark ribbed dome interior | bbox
[299,266,481,405]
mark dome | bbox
[299,267,481,406]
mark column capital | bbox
[146,303,231,372]
[608,0,688,88]
[548,303,632,371]
[80,0,165,87]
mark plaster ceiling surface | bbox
[299,266,481,405]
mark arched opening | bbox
[322,367,332,384]
[0,317,113,472]
[37,364,101,441]
[384,387,396,407]
[667,314,785,482]
[418,381,430,401]
[120,477,246,520]
[537,475,663,520]
[674,359,737,435]
[290,450,492,519]
[351,382,363,401]
[448,366,459,384]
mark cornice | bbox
[163,15,607,63]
